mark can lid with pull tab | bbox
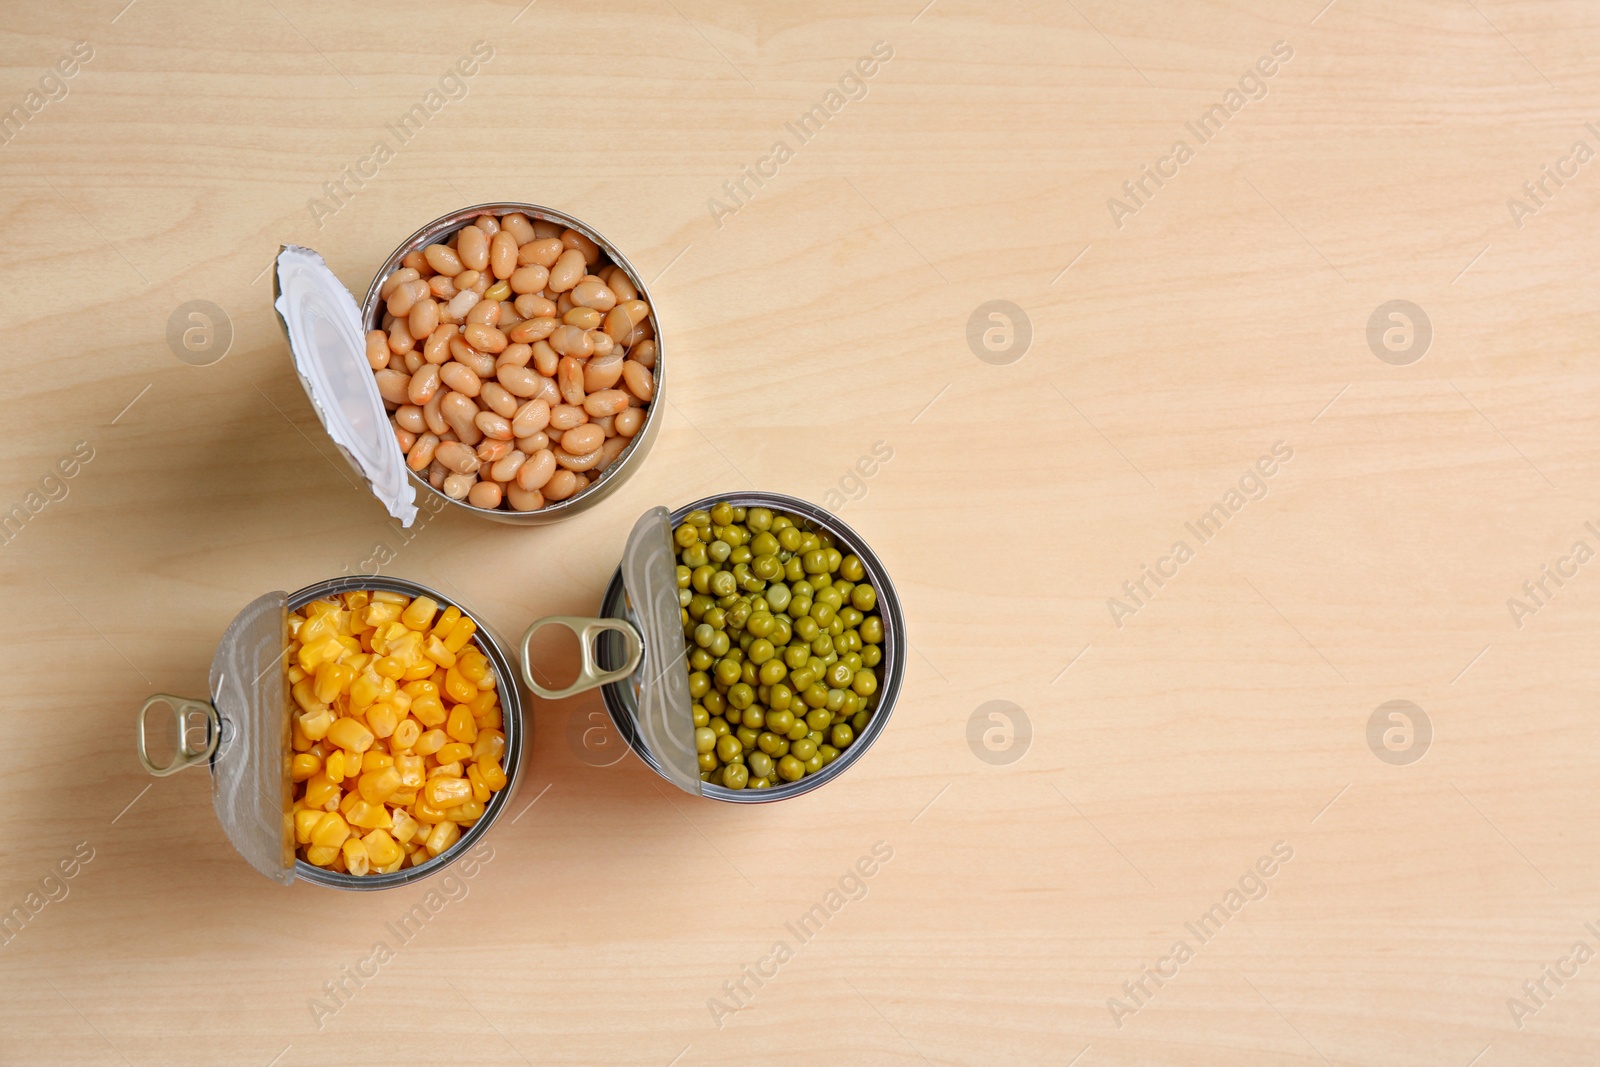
[521,506,700,795]
[273,245,417,528]
[137,590,295,884]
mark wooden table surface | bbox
[5,0,1600,1063]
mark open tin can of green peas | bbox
[519,492,904,803]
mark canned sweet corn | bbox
[137,576,526,890]
[520,492,904,804]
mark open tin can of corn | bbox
[273,202,664,527]
[135,576,526,890]
[521,492,904,803]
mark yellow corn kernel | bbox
[402,678,439,699]
[297,707,332,742]
[376,854,406,874]
[304,772,340,809]
[401,659,438,681]
[291,717,313,752]
[293,808,323,845]
[373,655,406,680]
[341,837,371,877]
[458,650,491,684]
[394,754,425,789]
[349,671,385,710]
[443,667,478,704]
[427,761,463,780]
[296,636,345,673]
[411,797,448,824]
[348,750,368,776]
[388,628,423,662]
[423,634,457,669]
[445,704,479,744]
[324,750,347,783]
[358,766,403,805]
[287,614,305,640]
[305,597,341,617]
[345,589,370,612]
[362,828,403,868]
[392,718,422,752]
[388,788,418,806]
[367,702,400,739]
[305,844,339,867]
[469,688,499,714]
[310,812,351,849]
[399,595,438,631]
[436,742,473,765]
[474,705,503,730]
[447,799,486,824]
[443,617,477,653]
[291,678,323,715]
[299,611,341,646]
[425,820,460,855]
[286,663,307,685]
[389,808,419,845]
[425,777,473,809]
[411,695,446,728]
[371,590,409,605]
[346,799,393,830]
[476,758,507,791]
[364,602,403,629]
[363,751,394,772]
[415,729,448,757]
[339,790,360,816]
[314,661,357,705]
[466,764,491,803]
[292,753,322,783]
[472,729,506,764]
[409,849,430,867]
[327,718,375,754]
[432,605,461,640]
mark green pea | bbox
[825,688,846,712]
[757,732,784,755]
[777,755,805,781]
[750,776,771,789]
[710,503,733,526]
[735,726,758,750]
[752,555,781,580]
[722,762,749,789]
[750,531,779,557]
[746,612,775,638]
[840,554,865,581]
[715,659,741,686]
[769,683,794,710]
[841,690,860,716]
[817,586,843,609]
[688,671,710,699]
[692,623,713,648]
[765,583,791,612]
[805,707,833,731]
[709,631,730,657]
[786,720,810,740]
[747,639,775,665]
[842,653,863,672]
[767,709,795,734]
[778,526,803,552]
[683,544,708,568]
[804,754,822,774]
[676,564,692,588]
[716,734,743,762]
[748,507,773,531]
[861,644,881,667]
[791,738,817,761]
[708,539,731,563]
[742,661,759,686]
[730,545,752,565]
[824,547,842,572]
[793,616,819,642]
[852,671,877,697]
[710,717,731,738]
[728,683,755,710]
[771,617,792,645]
[784,556,805,582]
[718,525,745,548]
[827,662,853,688]
[698,751,718,772]
[726,601,752,630]
[708,571,735,598]
[849,710,869,732]
[800,683,827,709]
[694,726,716,753]
[703,689,725,716]
[703,606,725,631]
[831,723,855,747]
[837,631,861,654]
[688,594,712,619]
[742,706,765,729]
[818,743,839,765]
[860,617,883,644]
[811,601,836,627]
[791,580,814,600]
[787,595,811,620]
[758,660,787,686]
[789,667,815,691]
[811,634,834,657]
[677,588,692,608]
[686,509,712,528]
[852,585,877,612]
[674,523,699,547]
[747,751,773,778]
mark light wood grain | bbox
[3,0,1600,1063]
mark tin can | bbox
[519,492,905,803]
[273,202,664,528]
[136,576,526,890]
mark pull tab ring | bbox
[137,694,221,777]
[520,616,643,701]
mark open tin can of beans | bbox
[521,492,905,803]
[273,202,664,527]
[135,576,526,890]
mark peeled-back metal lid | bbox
[208,590,295,884]
[617,506,700,794]
[273,245,417,527]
